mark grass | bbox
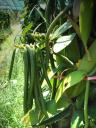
[0,51,25,128]
[0,28,12,40]
[0,24,21,76]
[0,24,26,128]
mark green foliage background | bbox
[1,0,96,128]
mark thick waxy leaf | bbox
[55,70,86,102]
[57,95,71,111]
[78,40,96,73]
[65,81,86,98]
[33,105,72,127]
[29,109,39,125]
[53,33,76,53]
[46,99,57,117]
[79,0,93,44]
[51,21,72,40]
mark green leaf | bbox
[39,2,46,10]
[53,33,76,53]
[46,99,57,117]
[78,40,96,74]
[48,64,64,79]
[79,0,93,44]
[33,105,72,127]
[42,64,64,88]
[22,23,32,36]
[51,21,72,40]
[29,109,39,125]
[57,95,71,111]
[65,81,86,98]
[55,70,86,102]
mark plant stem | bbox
[84,81,90,128]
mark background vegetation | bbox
[0,24,25,128]
[1,0,96,128]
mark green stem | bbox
[84,81,90,128]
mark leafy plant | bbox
[9,0,96,128]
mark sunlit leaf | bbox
[42,64,64,88]
[22,23,32,36]
[21,112,30,126]
[39,1,46,10]
[51,21,72,40]
[55,70,86,102]
[53,33,76,53]
[29,109,39,125]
